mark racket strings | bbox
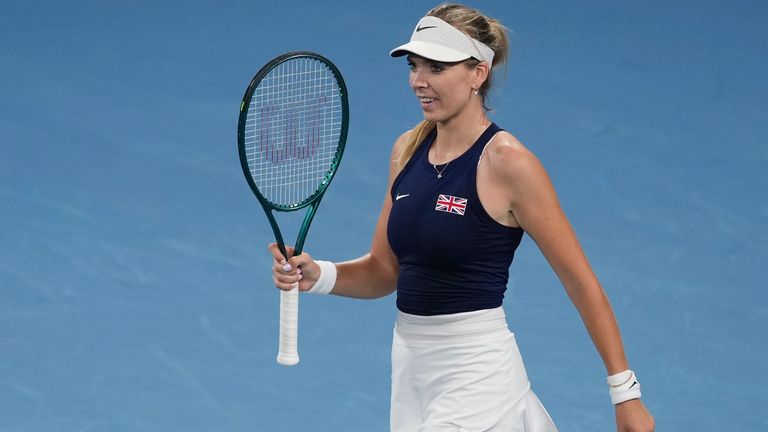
[243,57,344,207]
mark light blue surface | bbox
[1,0,766,430]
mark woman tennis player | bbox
[270,3,655,431]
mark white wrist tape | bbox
[307,260,336,295]
[607,370,641,405]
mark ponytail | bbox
[396,120,435,170]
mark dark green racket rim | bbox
[236,51,350,212]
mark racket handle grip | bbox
[277,285,300,366]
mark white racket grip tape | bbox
[277,284,300,366]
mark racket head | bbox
[237,51,349,213]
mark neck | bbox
[432,109,489,162]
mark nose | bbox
[410,69,428,90]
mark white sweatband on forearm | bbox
[307,260,336,295]
[607,370,642,405]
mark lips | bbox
[418,96,437,109]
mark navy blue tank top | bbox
[387,123,525,316]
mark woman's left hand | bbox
[615,399,655,431]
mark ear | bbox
[472,61,490,89]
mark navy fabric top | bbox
[387,123,525,316]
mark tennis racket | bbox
[237,52,349,366]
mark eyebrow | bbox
[406,54,462,68]
[405,54,422,63]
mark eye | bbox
[407,60,415,71]
[429,62,445,73]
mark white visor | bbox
[390,16,495,65]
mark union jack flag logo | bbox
[435,194,468,216]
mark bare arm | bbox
[487,137,627,371]
[270,131,409,299]
[484,136,654,431]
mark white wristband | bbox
[307,260,336,295]
[607,370,641,405]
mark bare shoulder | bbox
[483,130,549,186]
[481,131,561,225]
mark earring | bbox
[473,88,479,96]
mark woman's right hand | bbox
[268,243,322,292]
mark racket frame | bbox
[236,51,349,365]
[237,51,349,258]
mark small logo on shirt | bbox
[435,194,467,216]
[395,193,410,201]
[416,25,437,32]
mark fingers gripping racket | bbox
[237,52,349,366]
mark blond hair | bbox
[395,3,510,170]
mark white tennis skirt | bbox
[390,307,558,432]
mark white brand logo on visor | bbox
[390,16,495,65]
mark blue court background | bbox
[1,0,766,430]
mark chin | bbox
[422,112,456,125]
[421,110,445,123]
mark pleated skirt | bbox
[391,307,558,432]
